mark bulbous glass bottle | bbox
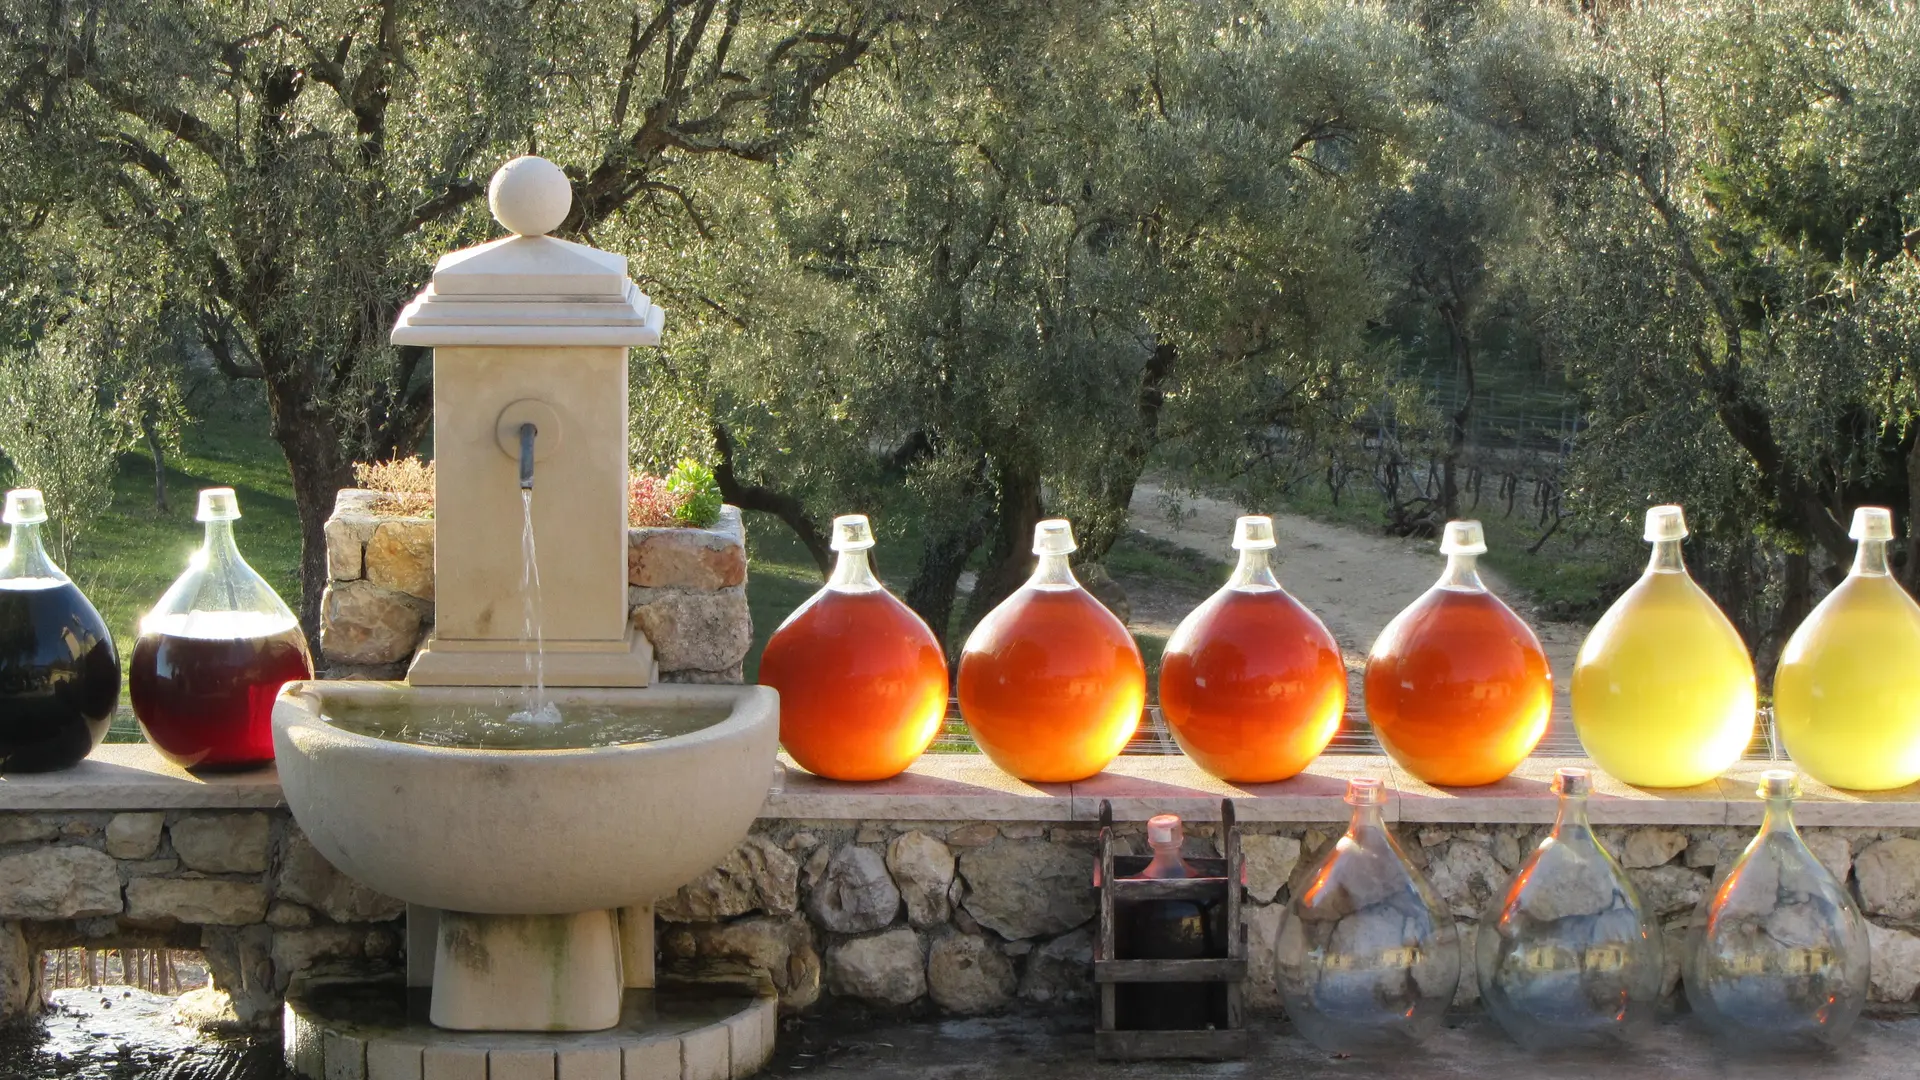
[958,519,1144,783]
[1685,770,1868,1051]
[1774,507,1920,790]
[1117,813,1217,1032]
[0,489,120,772]
[1476,767,1662,1050]
[131,488,312,771]
[1275,777,1459,1052]
[1573,505,1755,788]
[1159,516,1346,783]
[1364,520,1551,786]
[760,514,947,781]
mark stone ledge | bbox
[19,744,1920,826]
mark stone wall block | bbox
[172,813,272,874]
[1242,904,1284,1011]
[1856,838,1920,918]
[629,508,747,590]
[824,927,925,1006]
[662,914,821,1011]
[658,836,798,922]
[1805,832,1853,888]
[0,921,32,1021]
[105,813,165,859]
[324,518,370,582]
[1242,835,1302,905]
[279,829,406,924]
[320,580,429,666]
[1426,841,1506,919]
[1620,829,1689,869]
[1628,865,1709,918]
[364,520,436,601]
[807,845,900,935]
[887,831,955,928]
[0,817,59,845]
[1018,926,1094,1006]
[0,846,122,920]
[629,586,752,673]
[202,924,277,1026]
[127,879,270,925]
[1870,922,1920,1003]
[958,843,1096,940]
[927,933,1016,1014]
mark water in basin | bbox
[321,699,731,750]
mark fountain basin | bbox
[272,681,776,915]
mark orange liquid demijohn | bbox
[1365,522,1550,787]
[761,588,948,782]
[1160,540,1346,782]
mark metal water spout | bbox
[518,423,537,491]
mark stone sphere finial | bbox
[489,156,572,236]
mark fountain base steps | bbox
[284,980,776,1080]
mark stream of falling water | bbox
[511,489,560,725]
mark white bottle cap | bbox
[1032,519,1078,556]
[1758,769,1800,800]
[1146,813,1183,847]
[2,488,47,526]
[1232,516,1277,551]
[1344,777,1385,807]
[830,514,876,552]
[1644,505,1687,542]
[1851,507,1895,542]
[197,487,242,523]
[1438,520,1486,555]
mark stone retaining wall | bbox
[318,490,752,682]
[0,808,402,1027]
[663,818,1920,1017]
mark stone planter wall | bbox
[319,490,752,682]
[0,805,403,1028]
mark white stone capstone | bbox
[824,927,925,1006]
[927,933,1016,1014]
[0,846,121,919]
[489,155,572,237]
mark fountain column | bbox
[392,155,664,687]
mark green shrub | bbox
[665,458,723,529]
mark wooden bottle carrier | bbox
[1092,798,1249,1060]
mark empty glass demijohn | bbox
[1572,506,1755,788]
[1476,767,1662,1050]
[1158,515,1345,783]
[1364,520,1551,786]
[1773,507,1920,790]
[957,519,1144,783]
[0,489,120,772]
[131,488,312,771]
[1685,770,1868,1051]
[1275,777,1459,1052]
[759,514,947,781]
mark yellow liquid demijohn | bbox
[1774,508,1920,791]
[1572,507,1755,788]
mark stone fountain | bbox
[272,157,779,1078]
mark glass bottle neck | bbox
[1758,797,1801,842]
[1029,551,1078,589]
[1646,539,1686,575]
[1347,802,1390,843]
[1437,552,1485,591]
[1550,793,1594,842]
[1853,538,1892,578]
[1140,841,1192,879]
[1228,547,1281,591]
[0,521,67,584]
[828,548,882,591]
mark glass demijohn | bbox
[0,489,120,772]
[958,519,1145,782]
[1275,777,1459,1052]
[130,488,313,771]
[1159,516,1345,782]
[1363,520,1551,786]
[1685,770,1868,1051]
[1773,507,1920,790]
[759,514,947,781]
[1476,767,1662,1050]
[1116,814,1216,1031]
[1572,506,1756,788]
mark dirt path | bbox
[1124,481,1588,732]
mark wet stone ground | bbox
[0,990,281,1080]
